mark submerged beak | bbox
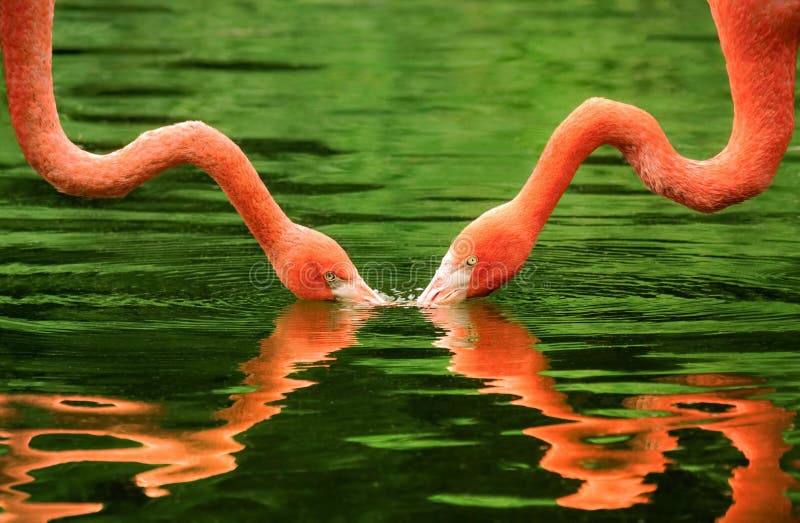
[332,276,386,305]
[417,259,471,307]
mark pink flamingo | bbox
[0,0,383,304]
[419,0,800,305]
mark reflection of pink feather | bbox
[429,303,797,521]
[0,303,372,522]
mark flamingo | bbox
[0,0,384,304]
[419,0,800,305]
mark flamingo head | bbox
[418,203,534,306]
[269,225,384,305]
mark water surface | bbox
[1,0,799,521]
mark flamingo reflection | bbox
[0,302,370,522]
[425,303,797,522]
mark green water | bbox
[1,0,799,521]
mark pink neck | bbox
[515,0,799,237]
[0,0,293,254]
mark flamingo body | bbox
[0,0,383,304]
[419,0,800,305]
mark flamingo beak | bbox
[417,257,472,307]
[332,276,386,305]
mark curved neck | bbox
[0,0,293,252]
[515,0,799,236]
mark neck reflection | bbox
[424,303,797,521]
[0,302,370,522]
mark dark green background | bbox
[1,0,798,521]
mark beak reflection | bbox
[1,302,794,522]
[0,302,372,521]
[425,302,797,518]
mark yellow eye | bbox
[465,255,478,267]
[324,271,337,282]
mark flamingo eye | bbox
[324,271,337,282]
[465,255,478,267]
